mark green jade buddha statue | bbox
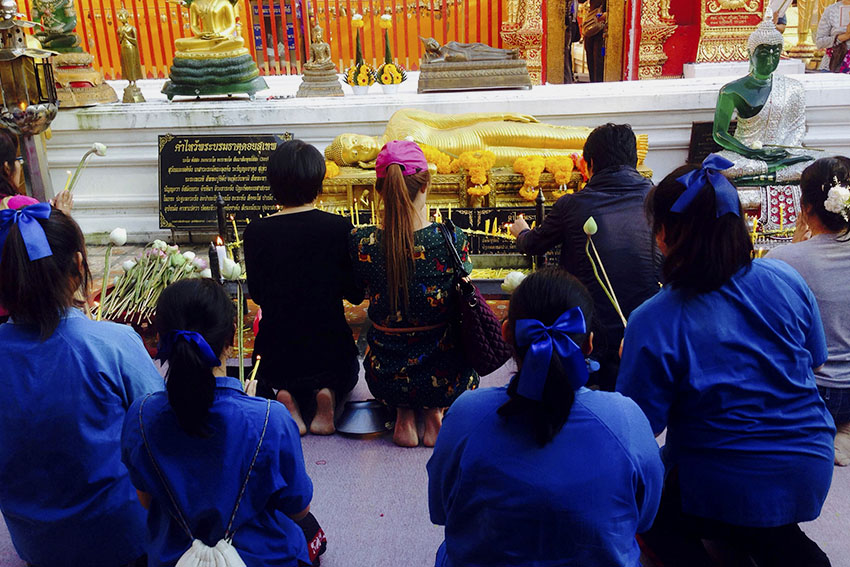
[712,9,818,186]
[32,0,80,51]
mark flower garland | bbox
[459,150,496,197]
[514,155,546,201]
[325,161,340,179]
[546,155,575,199]
[343,15,376,87]
[419,144,458,174]
[824,177,850,222]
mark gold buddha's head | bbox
[325,134,380,166]
[748,9,783,75]
[117,7,130,24]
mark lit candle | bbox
[751,216,758,241]
[249,355,262,382]
[230,215,240,245]
[215,236,226,278]
[434,208,442,224]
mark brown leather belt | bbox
[371,321,447,334]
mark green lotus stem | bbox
[237,282,245,387]
[67,145,105,193]
[96,244,113,321]
[585,238,627,327]
[355,28,363,65]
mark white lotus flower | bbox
[92,142,107,156]
[182,251,196,261]
[750,141,764,150]
[151,239,168,251]
[166,244,180,255]
[122,259,137,272]
[191,257,208,271]
[109,227,127,246]
[200,268,212,279]
[583,216,598,236]
[501,271,527,293]
[221,258,242,280]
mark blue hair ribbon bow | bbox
[0,203,53,262]
[514,306,589,401]
[156,330,221,367]
[672,154,740,218]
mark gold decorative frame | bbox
[696,0,764,62]
[500,0,544,85]
[637,0,677,79]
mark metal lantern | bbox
[0,0,58,136]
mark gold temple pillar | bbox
[547,0,566,83]
[604,0,626,81]
[637,0,678,79]
[501,0,545,85]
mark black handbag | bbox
[829,39,848,73]
[437,222,513,376]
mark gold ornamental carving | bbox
[638,0,678,79]
[500,0,544,85]
[707,0,760,13]
[696,0,765,63]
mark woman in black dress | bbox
[244,139,363,436]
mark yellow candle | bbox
[779,204,785,231]
[531,220,536,230]
[434,208,442,224]
[62,170,72,192]
[484,219,491,234]
[751,217,758,240]
[249,355,262,382]
[447,203,452,221]
[492,219,498,235]
[354,200,359,225]
[370,199,376,225]
[230,215,240,245]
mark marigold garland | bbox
[459,150,496,185]
[545,156,574,185]
[377,62,406,85]
[418,144,455,174]
[324,161,340,179]
[514,155,546,201]
[467,184,492,197]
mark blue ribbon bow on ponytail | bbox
[156,330,221,367]
[672,154,740,218]
[514,306,589,401]
[0,203,53,262]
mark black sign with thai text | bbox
[158,133,290,230]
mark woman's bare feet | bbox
[310,388,336,435]
[835,422,850,467]
[393,408,419,447]
[277,390,306,436]
[423,408,444,447]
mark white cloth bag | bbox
[175,539,247,567]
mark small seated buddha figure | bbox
[297,23,343,97]
[712,10,818,186]
[163,0,267,99]
[324,109,647,169]
[32,0,81,52]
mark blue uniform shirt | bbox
[122,377,313,567]
[0,309,164,567]
[617,259,835,527]
[427,386,664,567]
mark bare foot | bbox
[310,388,336,435]
[393,408,419,447]
[277,390,306,436]
[835,422,850,467]
[423,408,444,447]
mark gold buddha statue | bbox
[117,8,145,102]
[162,0,266,99]
[174,0,244,56]
[324,109,646,168]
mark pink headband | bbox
[375,140,428,179]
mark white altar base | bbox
[683,59,806,78]
[45,72,850,240]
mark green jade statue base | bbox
[162,54,268,100]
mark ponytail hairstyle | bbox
[0,129,21,199]
[374,141,430,315]
[155,278,236,437]
[498,267,594,446]
[0,208,91,339]
[800,156,850,240]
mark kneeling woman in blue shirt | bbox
[427,267,664,567]
[617,156,836,567]
[121,279,316,566]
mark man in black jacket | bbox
[509,123,661,391]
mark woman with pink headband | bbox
[350,141,478,447]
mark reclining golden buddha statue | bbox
[324,109,648,168]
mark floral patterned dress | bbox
[350,223,478,409]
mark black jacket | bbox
[517,165,662,350]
